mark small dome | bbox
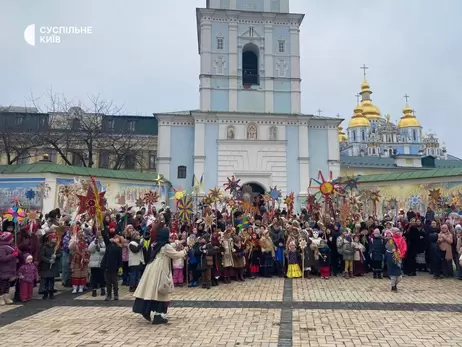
[361,80,370,90]
[338,125,348,142]
[348,105,370,128]
[398,104,421,128]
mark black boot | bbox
[373,272,377,279]
[378,273,383,279]
[42,291,49,300]
[48,290,54,299]
[113,289,119,300]
[104,287,112,301]
[92,290,97,297]
[391,285,397,292]
[100,288,106,296]
[152,314,168,325]
[142,312,151,322]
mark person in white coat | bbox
[128,232,145,292]
[132,227,187,324]
[88,231,106,297]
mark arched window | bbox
[352,131,356,142]
[413,130,417,141]
[177,165,187,179]
[242,43,259,85]
[361,130,365,141]
[389,149,393,156]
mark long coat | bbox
[39,244,62,278]
[69,239,90,278]
[133,244,186,302]
[221,238,234,268]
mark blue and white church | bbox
[155,0,341,206]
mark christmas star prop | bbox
[309,171,341,197]
[143,191,159,205]
[177,195,193,222]
[338,175,360,193]
[135,198,145,208]
[170,187,185,202]
[223,176,241,195]
[269,186,282,200]
[428,189,442,202]
[208,187,222,203]
[76,185,106,218]
[204,213,216,230]
[153,174,166,186]
[3,205,26,223]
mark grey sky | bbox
[1,0,461,156]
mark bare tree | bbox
[27,91,154,170]
[0,107,45,165]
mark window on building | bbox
[72,152,84,166]
[127,120,136,132]
[242,43,259,85]
[361,131,365,141]
[177,165,187,179]
[389,149,393,156]
[352,131,356,142]
[372,148,376,155]
[107,119,115,131]
[278,40,285,53]
[99,151,110,168]
[149,152,157,170]
[249,26,255,37]
[15,116,24,126]
[217,37,224,50]
[215,56,225,75]
[413,130,417,141]
[71,118,81,130]
[125,155,136,169]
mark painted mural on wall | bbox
[55,178,169,214]
[361,180,462,218]
[0,178,47,212]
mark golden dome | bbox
[348,105,370,128]
[361,100,381,120]
[398,104,421,128]
[338,125,348,142]
[361,80,370,90]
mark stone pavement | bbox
[1,274,462,347]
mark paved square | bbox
[76,277,284,302]
[1,275,461,346]
[293,273,462,304]
[0,306,281,347]
[293,309,462,347]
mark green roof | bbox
[0,163,171,185]
[353,167,462,183]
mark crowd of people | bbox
[0,202,461,325]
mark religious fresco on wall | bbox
[54,178,168,213]
[0,179,46,212]
[361,180,462,218]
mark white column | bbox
[200,21,212,111]
[264,24,274,113]
[194,120,206,194]
[327,125,340,179]
[264,0,271,11]
[290,26,301,113]
[298,123,310,195]
[229,21,238,112]
[230,0,237,10]
[156,118,172,178]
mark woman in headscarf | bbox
[132,227,188,324]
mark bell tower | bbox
[197,0,304,114]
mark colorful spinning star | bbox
[170,187,185,202]
[153,174,166,186]
[223,176,241,195]
[208,187,222,203]
[3,205,26,223]
[204,213,216,230]
[269,186,282,200]
[143,191,159,205]
[309,171,341,197]
[338,175,360,192]
[177,195,193,222]
[428,189,442,202]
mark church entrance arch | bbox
[243,182,266,196]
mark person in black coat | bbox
[404,219,420,276]
[369,229,385,279]
[101,221,123,301]
[317,240,331,279]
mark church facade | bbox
[155,0,341,206]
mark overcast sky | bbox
[1,0,461,156]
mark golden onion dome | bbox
[361,80,370,90]
[338,125,348,142]
[361,99,381,120]
[398,104,421,128]
[348,105,370,128]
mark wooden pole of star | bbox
[360,64,369,78]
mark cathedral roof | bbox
[348,105,370,128]
[397,104,421,128]
[340,155,462,169]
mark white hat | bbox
[455,224,462,231]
